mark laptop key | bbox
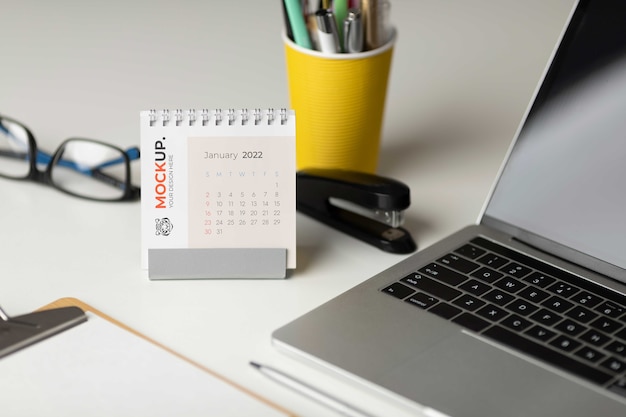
[580,329,611,346]
[470,266,503,284]
[575,346,605,363]
[382,282,415,300]
[429,302,462,320]
[541,296,574,313]
[501,314,532,332]
[454,244,485,259]
[547,282,580,298]
[518,286,550,303]
[419,263,467,286]
[525,325,556,342]
[459,279,491,296]
[452,312,490,332]
[453,294,486,312]
[605,340,626,357]
[483,289,515,306]
[409,276,462,301]
[609,378,626,398]
[437,253,479,274]
[549,335,581,352]
[595,301,625,318]
[530,308,563,326]
[494,276,527,294]
[500,262,532,278]
[476,304,508,322]
[571,291,603,308]
[483,326,613,385]
[476,253,509,269]
[405,292,439,309]
[523,271,556,288]
[554,319,587,336]
[506,299,539,317]
[566,305,598,323]
[590,316,622,334]
[600,357,626,374]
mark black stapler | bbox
[296,168,417,254]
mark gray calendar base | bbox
[148,248,287,279]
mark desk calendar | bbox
[140,109,296,279]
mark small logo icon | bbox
[155,218,174,236]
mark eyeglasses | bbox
[0,114,140,201]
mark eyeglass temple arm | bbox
[0,149,28,159]
[91,169,141,198]
[89,147,140,198]
[92,148,140,196]
[90,147,140,195]
[57,147,140,194]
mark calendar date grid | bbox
[201,187,283,236]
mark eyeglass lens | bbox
[0,118,31,178]
[50,140,130,200]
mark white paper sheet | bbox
[0,312,287,417]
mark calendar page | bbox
[140,109,296,277]
[187,136,294,253]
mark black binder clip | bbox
[0,305,87,359]
[296,168,417,254]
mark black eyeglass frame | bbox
[0,115,141,202]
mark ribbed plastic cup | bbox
[284,29,396,173]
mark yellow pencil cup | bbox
[283,30,396,173]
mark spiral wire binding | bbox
[160,109,170,127]
[174,109,184,126]
[253,108,263,125]
[240,109,250,126]
[187,109,196,126]
[201,109,210,126]
[146,108,292,127]
[148,109,158,127]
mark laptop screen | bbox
[483,0,626,279]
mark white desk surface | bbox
[1,1,576,416]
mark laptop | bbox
[273,1,626,415]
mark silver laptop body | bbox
[273,1,626,415]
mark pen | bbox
[283,0,313,49]
[250,361,375,417]
[360,0,376,50]
[333,0,349,50]
[343,9,364,53]
[315,9,341,54]
[306,16,320,51]
[281,0,294,41]
[361,0,390,50]
[379,0,391,47]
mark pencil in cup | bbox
[283,29,396,173]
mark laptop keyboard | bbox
[381,237,626,398]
